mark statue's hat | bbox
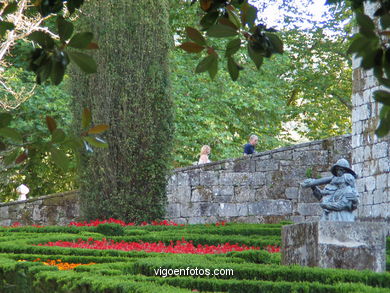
[331,158,357,178]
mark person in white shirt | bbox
[198,145,211,164]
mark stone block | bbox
[219,173,250,186]
[378,157,390,173]
[272,150,293,160]
[256,159,279,172]
[248,172,266,186]
[177,173,190,186]
[165,203,181,218]
[248,200,292,216]
[0,206,9,219]
[191,186,214,202]
[297,203,322,216]
[188,171,200,186]
[233,186,255,202]
[176,185,191,202]
[365,176,376,192]
[233,159,251,172]
[282,221,387,272]
[376,173,388,191]
[372,142,388,159]
[285,187,299,199]
[218,203,238,217]
[199,171,219,186]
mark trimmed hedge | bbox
[0,223,388,293]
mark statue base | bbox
[281,221,386,272]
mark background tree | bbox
[71,0,173,222]
[170,0,353,166]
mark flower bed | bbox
[0,220,387,293]
[38,238,271,254]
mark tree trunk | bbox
[71,0,173,222]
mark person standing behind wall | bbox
[198,145,211,164]
[243,135,258,155]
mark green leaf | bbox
[0,21,15,38]
[227,10,241,29]
[50,146,69,171]
[225,38,241,57]
[15,152,28,164]
[2,2,17,16]
[185,27,206,46]
[378,77,390,88]
[380,15,390,29]
[195,54,216,73]
[52,129,66,143]
[265,33,283,54]
[241,3,257,28]
[248,43,263,70]
[82,108,92,129]
[227,57,239,81]
[208,54,218,80]
[179,42,205,53]
[347,36,369,55]
[68,32,93,49]
[356,13,375,31]
[207,24,238,38]
[0,142,6,151]
[28,31,55,49]
[0,127,22,142]
[4,149,19,166]
[84,136,108,148]
[200,11,219,29]
[88,124,109,134]
[51,60,66,85]
[68,52,97,74]
[46,116,57,134]
[0,113,12,128]
[374,90,390,106]
[57,16,74,42]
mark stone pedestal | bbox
[281,221,387,272]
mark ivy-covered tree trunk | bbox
[71,0,173,222]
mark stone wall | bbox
[0,191,80,226]
[165,135,351,224]
[351,3,390,223]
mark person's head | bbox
[200,145,211,156]
[249,135,258,146]
[333,166,346,177]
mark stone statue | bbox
[300,159,359,222]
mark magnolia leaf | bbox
[50,146,69,171]
[265,33,283,54]
[86,42,99,49]
[84,136,108,148]
[88,124,109,134]
[57,16,74,42]
[227,57,239,81]
[179,42,205,53]
[380,15,390,29]
[195,54,216,73]
[185,27,206,46]
[208,54,218,80]
[0,127,22,142]
[356,13,375,31]
[15,152,28,164]
[52,128,66,143]
[4,149,19,166]
[0,113,12,128]
[200,11,219,29]
[82,108,92,129]
[68,51,97,74]
[225,38,241,57]
[248,43,263,70]
[227,10,241,29]
[373,90,390,106]
[46,116,57,134]
[28,31,55,49]
[68,32,93,49]
[207,24,238,38]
